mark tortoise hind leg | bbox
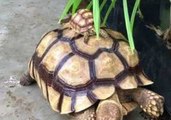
[96,93,123,120]
[20,73,35,86]
[71,99,123,120]
[96,100,123,120]
[131,88,164,118]
[70,106,96,120]
[70,100,123,120]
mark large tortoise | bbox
[20,9,164,120]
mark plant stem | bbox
[72,0,82,15]
[100,0,107,12]
[130,0,141,31]
[93,0,100,38]
[58,0,74,23]
[123,0,135,52]
[87,1,93,10]
[102,0,116,27]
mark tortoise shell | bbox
[70,9,93,33]
[28,28,153,114]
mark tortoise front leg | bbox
[83,31,91,44]
[99,29,109,38]
[83,29,110,44]
[131,88,164,118]
[20,73,35,86]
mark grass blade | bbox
[93,0,100,38]
[123,0,135,52]
[87,0,93,10]
[100,0,107,12]
[58,0,74,23]
[130,0,141,31]
[102,0,116,26]
[72,0,82,15]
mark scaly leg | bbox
[70,93,123,120]
[83,29,109,44]
[70,107,96,120]
[131,88,164,118]
[96,93,123,120]
[20,73,35,86]
[99,29,109,38]
[96,100,123,120]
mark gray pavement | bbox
[0,0,144,120]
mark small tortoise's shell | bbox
[29,28,153,114]
[70,9,93,33]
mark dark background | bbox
[101,0,171,117]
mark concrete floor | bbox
[0,0,144,120]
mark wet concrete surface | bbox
[0,0,144,120]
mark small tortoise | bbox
[20,9,164,120]
[63,9,109,42]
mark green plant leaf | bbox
[72,0,82,15]
[86,0,93,10]
[130,0,141,31]
[58,0,74,23]
[123,0,135,52]
[100,0,107,12]
[93,0,100,38]
[102,0,116,26]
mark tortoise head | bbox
[70,9,94,33]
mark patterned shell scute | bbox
[42,41,72,72]
[58,55,90,87]
[30,28,153,114]
[95,52,124,79]
[70,9,93,33]
[75,36,114,55]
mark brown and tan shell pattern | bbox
[28,28,153,114]
[70,9,93,33]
